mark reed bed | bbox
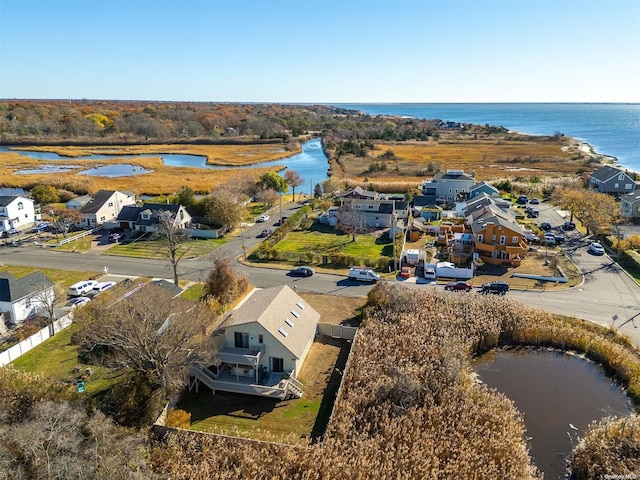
[12,142,301,166]
[0,151,284,195]
[151,284,639,479]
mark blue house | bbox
[469,181,500,199]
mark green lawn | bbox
[0,265,100,287]
[177,390,321,442]
[10,323,123,398]
[274,222,393,261]
[181,283,206,301]
[104,237,227,259]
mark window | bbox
[449,188,453,194]
[108,202,114,207]
[492,235,496,241]
[512,236,519,243]
[234,332,249,348]
[285,318,294,327]
[17,202,23,210]
[615,183,620,188]
[477,234,483,243]
[626,184,633,190]
[619,174,625,180]
[499,236,506,245]
[296,302,304,310]
[290,310,299,319]
[278,328,288,337]
[258,334,263,343]
[270,357,284,373]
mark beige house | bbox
[190,285,320,399]
[78,190,136,228]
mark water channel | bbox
[473,348,633,479]
[0,138,330,192]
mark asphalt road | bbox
[3,200,639,348]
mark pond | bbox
[0,138,330,190]
[473,348,633,479]
[79,164,153,177]
[14,164,81,175]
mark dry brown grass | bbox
[298,292,365,326]
[332,133,592,186]
[0,151,285,195]
[13,143,301,166]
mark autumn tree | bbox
[259,171,288,194]
[552,186,621,235]
[30,184,59,204]
[284,169,304,201]
[74,283,217,398]
[46,206,82,238]
[254,187,279,208]
[204,186,247,232]
[153,211,192,285]
[205,257,248,306]
[175,185,195,210]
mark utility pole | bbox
[239,222,247,261]
[279,193,283,225]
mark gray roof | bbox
[590,165,631,183]
[468,204,524,235]
[470,181,499,193]
[0,196,30,208]
[68,194,93,207]
[79,190,117,214]
[435,171,475,182]
[0,271,54,302]
[621,191,640,205]
[336,186,378,199]
[413,195,436,207]
[116,203,182,226]
[151,279,183,298]
[223,285,320,359]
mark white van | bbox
[348,267,381,283]
[68,280,98,297]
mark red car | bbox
[400,266,412,278]
[444,281,473,292]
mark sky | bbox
[1,0,639,103]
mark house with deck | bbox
[421,169,475,204]
[467,204,527,267]
[190,285,320,399]
[589,166,637,196]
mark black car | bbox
[289,267,315,277]
[553,234,565,244]
[1,228,20,238]
[540,222,552,231]
[257,229,273,238]
[562,221,576,231]
[480,281,510,295]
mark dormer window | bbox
[141,212,150,220]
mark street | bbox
[2,199,640,348]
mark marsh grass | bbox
[0,151,286,195]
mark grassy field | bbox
[273,223,393,262]
[0,265,100,287]
[330,133,597,185]
[10,323,122,398]
[103,236,227,259]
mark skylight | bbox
[291,310,299,318]
[296,302,305,310]
[285,318,294,327]
[278,328,288,337]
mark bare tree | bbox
[284,169,305,201]
[254,187,279,208]
[0,401,152,479]
[29,280,64,336]
[46,206,82,239]
[154,211,192,286]
[336,203,366,241]
[74,283,217,396]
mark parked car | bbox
[348,267,380,283]
[289,266,315,277]
[588,242,605,255]
[66,297,91,309]
[530,198,540,204]
[553,234,565,244]
[544,234,556,245]
[92,281,116,294]
[423,267,436,280]
[444,281,473,292]
[400,266,412,278]
[109,232,122,243]
[68,280,98,297]
[540,222,552,231]
[563,221,576,231]
[257,229,273,238]
[2,228,20,238]
[274,216,288,226]
[526,209,539,218]
[480,281,510,295]
[32,223,49,233]
[257,214,270,222]
[516,195,528,205]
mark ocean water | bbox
[334,103,640,172]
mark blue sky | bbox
[1,0,638,103]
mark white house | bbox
[78,190,136,228]
[0,271,54,326]
[190,285,320,399]
[0,196,36,233]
